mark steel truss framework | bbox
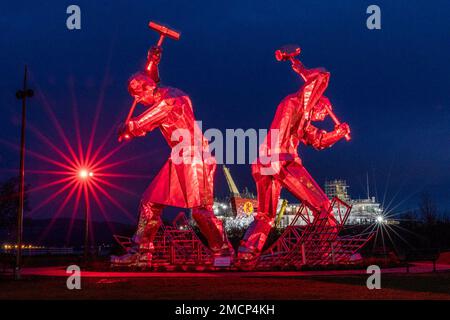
[114,212,214,269]
[257,197,374,269]
[113,198,373,270]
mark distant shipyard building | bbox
[206,170,386,230]
[348,196,383,224]
[278,179,384,227]
[324,179,383,225]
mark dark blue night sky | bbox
[1,0,449,223]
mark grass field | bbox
[1,272,449,300]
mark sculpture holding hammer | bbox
[119,22,180,142]
[237,45,351,266]
[112,22,233,267]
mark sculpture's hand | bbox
[335,122,350,139]
[148,46,162,65]
[118,122,133,143]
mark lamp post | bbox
[78,169,93,263]
[15,66,33,280]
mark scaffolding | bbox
[324,180,350,202]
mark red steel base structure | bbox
[256,197,374,270]
[112,197,373,271]
[113,213,216,271]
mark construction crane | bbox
[222,165,257,217]
[223,165,289,225]
[275,199,288,228]
[223,165,240,196]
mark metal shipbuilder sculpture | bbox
[112,22,232,267]
[238,45,351,265]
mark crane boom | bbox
[223,165,240,196]
[275,199,289,228]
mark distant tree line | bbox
[0,177,30,241]
[394,192,450,252]
[356,192,450,255]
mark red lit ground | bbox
[1,263,450,300]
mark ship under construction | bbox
[217,167,390,228]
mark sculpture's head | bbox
[128,72,158,106]
[310,96,330,121]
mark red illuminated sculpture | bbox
[238,45,351,263]
[112,22,232,267]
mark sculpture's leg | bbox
[279,160,339,261]
[192,205,233,256]
[238,173,282,261]
[111,201,164,267]
[133,201,165,249]
[280,160,335,226]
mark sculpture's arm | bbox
[291,59,328,82]
[126,100,172,137]
[304,123,350,150]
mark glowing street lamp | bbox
[78,169,93,180]
[78,168,94,262]
[376,215,385,224]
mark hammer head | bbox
[149,21,180,41]
[275,45,301,61]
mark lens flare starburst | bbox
[2,72,157,245]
